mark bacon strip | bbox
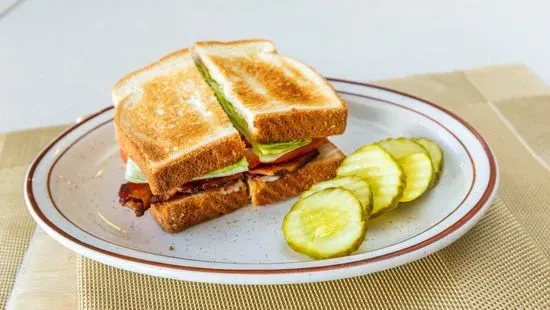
[152,174,244,202]
[118,174,244,216]
[248,150,319,176]
[119,182,152,216]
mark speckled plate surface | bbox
[25,80,498,284]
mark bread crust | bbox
[251,106,347,143]
[247,142,345,206]
[149,179,248,233]
[193,39,276,52]
[115,118,245,195]
[112,48,191,102]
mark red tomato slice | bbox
[119,149,128,165]
[245,148,261,169]
[267,138,327,164]
[245,139,326,168]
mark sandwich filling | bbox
[195,61,312,163]
[120,155,249,216]
[118,147,322,217]
[119,174,245,217]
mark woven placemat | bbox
[1,65,548,309]
[74,65,550,309]
[0,126,67,309]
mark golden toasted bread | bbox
[149,179,248,233]
[247,142,345,206]
[192,39,348,143]
[113,49,245,195]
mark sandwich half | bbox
[247,142,345,205]
[192,39,348,205]
[113,49,248,232]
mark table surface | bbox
[0,0,549,133]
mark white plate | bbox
[25,80,498,285]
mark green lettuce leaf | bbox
[196,61,311,162]
[125,158,148,183]
[251,139,311,162]
[124,157,249,183]
[192,157,249,180]
[196,61,250,136]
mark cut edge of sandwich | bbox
[191,39,348,145]
[112,48,246,195]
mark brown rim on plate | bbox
[25,81,498,275]
[44,91,477,262]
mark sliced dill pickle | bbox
[337,144,405,217]
[283,188,367,259]
[301,176,373,216]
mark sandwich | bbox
[112,40,348,233]
[192,39,347,205]
[112,49,249,232]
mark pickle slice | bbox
[336,144,405,217]
[283,188,367,259]
[414,138,443,186]
[301,176,373,216]
[377,138,434,202]
[397,153,434,202]
[377,137,427,159]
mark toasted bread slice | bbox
[192,39,348,143]
[149,179,248,233]
[113,49,245,195]
[247,142,345,206]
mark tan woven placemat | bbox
[0,126,66,309]
[1,65,549,309]
[74,65,550,309]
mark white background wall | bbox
[0,0,548,132]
